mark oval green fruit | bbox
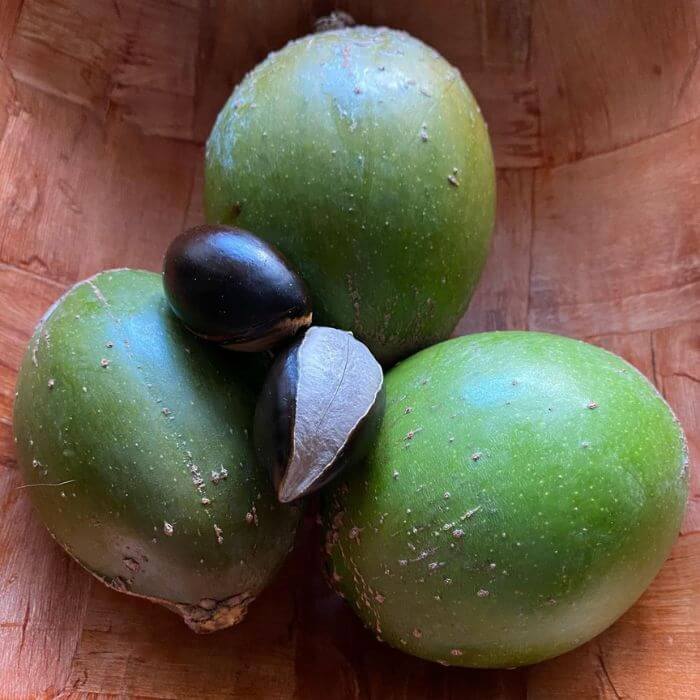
[205,26,496,365]
[13,269,300,632]
[322,332,688,667]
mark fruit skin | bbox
[254,326,384,503]
[13,269,300,632]
[322,332,688,667]
[163,225,312,351]
[205,26,496,365]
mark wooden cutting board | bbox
[0,2,698,698]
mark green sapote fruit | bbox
[205,25,496,365]
[13,269,300,632]
[322,332,688,667]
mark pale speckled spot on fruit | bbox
[461,505,482,520]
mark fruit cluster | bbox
[13,25,687,668]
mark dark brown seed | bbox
[163,225,312,351]
[254,326,384,503]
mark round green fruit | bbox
[205,26,496,365]
[322,332,688,667]
[13,269,300,632]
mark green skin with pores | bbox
[205,26,496,365]
[322,332,688,667]
[13,269,300,631]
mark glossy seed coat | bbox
[163,225,312,351]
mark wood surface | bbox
[0,1,698,698]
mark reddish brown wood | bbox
[457,169,533,334]
[586,331,655,381]
[0,265,64,458]
[533,0,700,166]
[652,322,700,535]
[529,117,700,338]
[0,1,697,697]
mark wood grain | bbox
[0,1,697,698]
[0,84,197,284]
[0,466,92,699]
[533,0,700,166]
[529,117,700,338]
[652,322,700,535]
[456,169,533,334]
[0,265,64,460]
[8,0,200,139]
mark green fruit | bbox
[322,332,688,667]
[205,26,496,365]
[13,270,300,632]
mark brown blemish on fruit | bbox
[587,401,598,409]
[471,452,482,461]
[228,202,242,222]
[100,358,110,368]
[108,575,131,592]
[123,557,140,573]
[412,628,422,638]
[143,584,253,633]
